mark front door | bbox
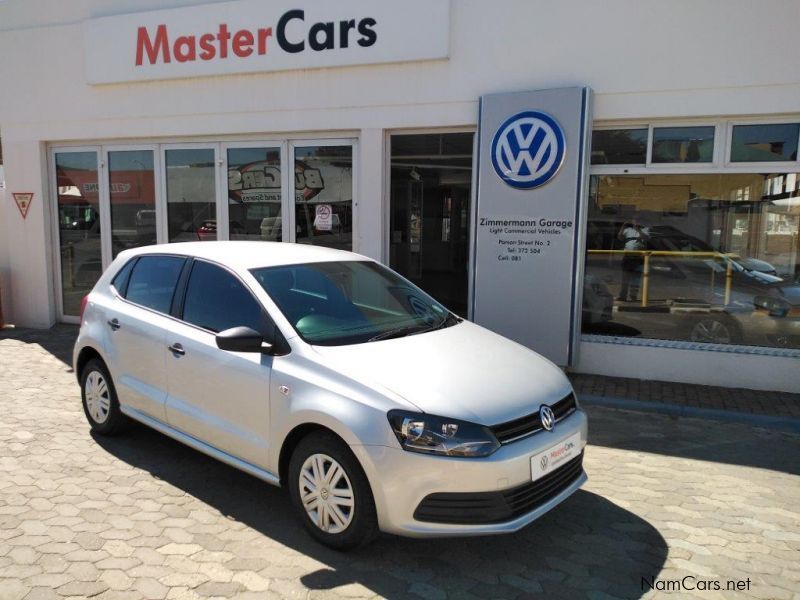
[164,259,273,468]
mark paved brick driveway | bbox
[0,328,799,600]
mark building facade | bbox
[0,0,798,391]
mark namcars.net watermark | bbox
[642,575,752,593]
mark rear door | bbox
[164,259,274,469]
[103,254,187,422]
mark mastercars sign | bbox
[84,0,450,84]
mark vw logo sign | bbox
[539,405,555,431]
[490,110,566,189]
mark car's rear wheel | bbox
[80,358,129,435]
[288,431,378,550]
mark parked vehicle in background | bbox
[73,242,588,549]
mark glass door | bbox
[52,148,102,318]
[290,141,355,251]
[389,132,474,315]
[224,142,287,241]
[106,147,159,258]
[162,145,220,242]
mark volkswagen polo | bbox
[73,242,588,549]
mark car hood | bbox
[309,320,572,425]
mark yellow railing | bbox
[587,249,736,308]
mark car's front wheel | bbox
[288,431,378,550]
[80,358,129,435]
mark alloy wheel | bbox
[84,370,111,424]
[299,453,355,534]
[690,319,732,344]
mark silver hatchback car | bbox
[74,242,588,549]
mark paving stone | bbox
[1,325,798,600]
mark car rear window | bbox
[124,255,186,314]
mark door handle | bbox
[168,343,185,356]
[107,318,121,331]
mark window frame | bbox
[589,124,650,167]
[591,117,800,176]
[723,117,800,168]
[114,254,188,316]
[176,257,277,338]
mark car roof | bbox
[117,241,370,270]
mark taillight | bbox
[79,295,90,322]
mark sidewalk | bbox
[569,372,800,420]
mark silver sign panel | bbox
[471,87,592,366]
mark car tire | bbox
[80,358,129,436]
[687,315,741,345]
[288,431,378,550]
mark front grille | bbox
[490,393,577,444]
[413,452,584,525]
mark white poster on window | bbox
[315,204,333,231]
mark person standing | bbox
[617,219,646,302]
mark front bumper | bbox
[352,408,588,537]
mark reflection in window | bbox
[294,146,353,251]
[389,133,474,316]
[582,174,800,350]
[227,147,282,241]
[108,150,157,257]
[166,149,217,242]
[55,151,101,316]
[730,124,799,162]
[591,129,647,165]
[652,126,714,163]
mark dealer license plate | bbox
[530,433,581,481]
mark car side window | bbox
[124,256,186,314]
[111,258,137,296]
[182,261,268,334]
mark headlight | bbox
[753,295,790,318]
[387,410,500,457]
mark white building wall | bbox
[0,0,798,390]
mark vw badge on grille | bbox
[539,405,555,431]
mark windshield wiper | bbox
[419,312,460,334]
[368,324,427,342]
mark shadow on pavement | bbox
[94,424,666,599]
[586,405,800,476]
[0,324,77,368]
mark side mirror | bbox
[216,326,273,353]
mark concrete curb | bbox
[579,394,800,435]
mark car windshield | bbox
[250,261,456,346]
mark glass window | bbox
[582,173,800,350]
[389,133,474,316]
[182,261,266,334]
[108,150,157,257]
[730,124,799,162]
[591,129,647,165]
[227,147,283,241]
[55,151,101,316]
[251,261,455,346]
[111,258,137,295]
[294,145,353,251]
[124,255,186,313]
[166,148,217,242]
[652,126,714,163]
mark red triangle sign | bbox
[12,193,34,219]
